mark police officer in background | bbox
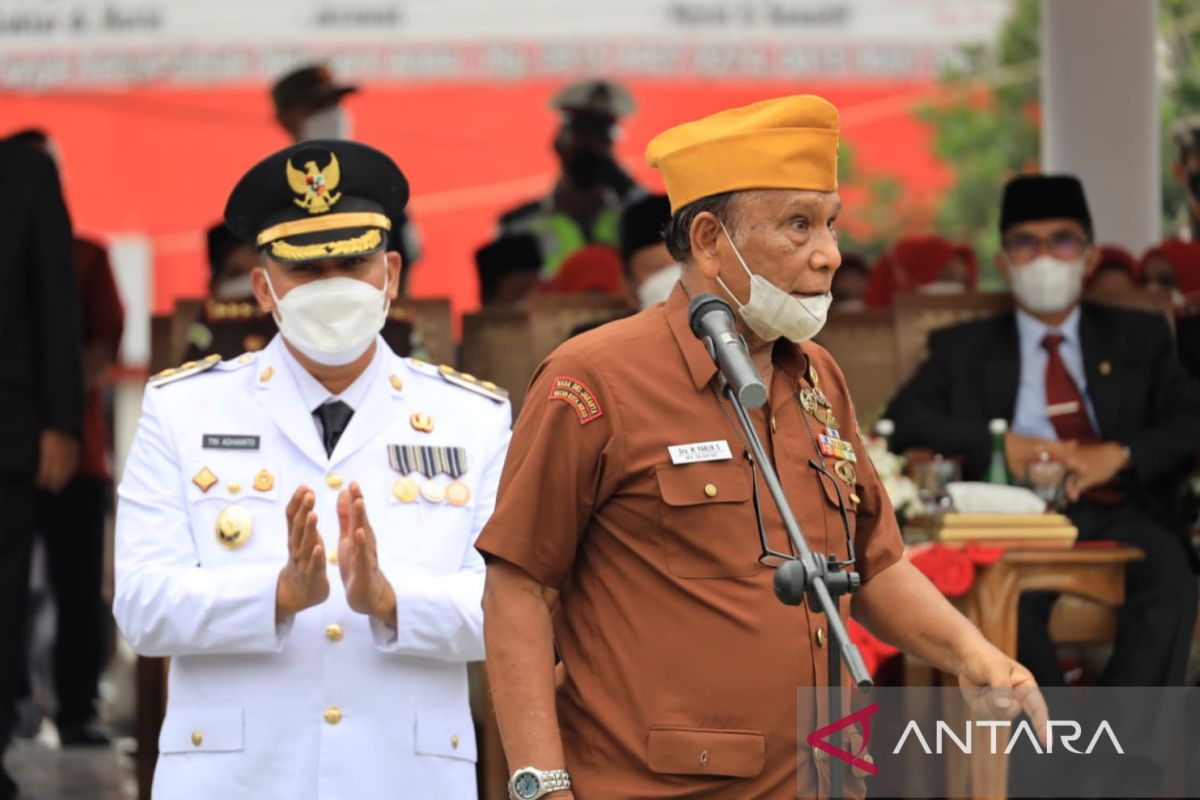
[114,140,511,799]
[497,78,644,276]
[271,64,423,290]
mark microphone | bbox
[688,293,768,409]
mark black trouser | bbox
[33,476,109,726]
[0,474,35,751]
[1017,499,1199,686]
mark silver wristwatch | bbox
[508,766,572,799]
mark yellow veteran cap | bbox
[645,95,839,212]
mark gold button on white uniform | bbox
[191,730,203,747]
[324,706,342,725]
[326,473,344,489]
[326,624,343,642]
[450,734,459,750]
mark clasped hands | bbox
[275,482,397,627]
[1005,432,1130,504]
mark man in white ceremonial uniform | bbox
[114,140,511,799]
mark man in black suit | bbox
[887,174,1200,688]
[0,137,84,798]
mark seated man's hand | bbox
[276,486,331,622]
[337,482,396,627]
[957,642,1049,746]
[1004,433,1076,483]
[1063,442,1130,503]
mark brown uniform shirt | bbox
[476,284,903,798]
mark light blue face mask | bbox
[715,221,832,342]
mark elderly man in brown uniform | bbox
[477,96,1046,800]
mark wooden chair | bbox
[526,294,632,363]
[402,298,454,366]
[461,296,633,416]
[892,292,1014,386]
[461,309,538,414]
[814,308,898,422]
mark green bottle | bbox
[986,418,1010,485]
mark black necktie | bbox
[315,400,355,457]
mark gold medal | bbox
[420,479,446,504]
[215,504,253,549]
[392,476,420,503]
[834,459,857,486]
[445,480,471,507]
[816,406,839,428]
[253,469,274,492]
[798,388,818,415]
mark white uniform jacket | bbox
[113,335,511,800]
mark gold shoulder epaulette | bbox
[149,354,222,388]
[436,364,509,403]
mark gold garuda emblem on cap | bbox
[286,153,342,215]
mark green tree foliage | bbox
[1160,1,1200,234]
[917,0,1040,288]
[919,0,1200,283]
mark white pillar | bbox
[108,234,153,483]
[1041,0,1160,252]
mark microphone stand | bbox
[721,380,873,799]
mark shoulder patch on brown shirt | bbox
[548,375,604,424]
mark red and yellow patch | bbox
[548,375,603,425]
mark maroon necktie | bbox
[1041,333,1122,504]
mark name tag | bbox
[668,440,733,465]
[203,434,260,450]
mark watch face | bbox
[514,772,540,798]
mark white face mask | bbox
[262,268,389,365]
[636,264,682,308]
[214,273,255,300]
[1007,254,1085,314]
[715,223,832,342]
[299,106,352,141]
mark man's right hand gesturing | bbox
[275,486,330,622]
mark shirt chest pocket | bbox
[186,461,286,567]
[654,461,760,579]
[810,458,859,562]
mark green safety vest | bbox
[524,207,622,277]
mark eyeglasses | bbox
[1003,230,1089,265]
[748,451,857,570]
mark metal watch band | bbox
[540,769,571,793]
[509,767,572,799]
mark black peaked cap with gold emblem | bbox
[224,139,409,263]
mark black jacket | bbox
[886,303,1200,529]
[0,141,83,474]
